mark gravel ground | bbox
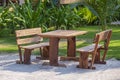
[0,54,120,80]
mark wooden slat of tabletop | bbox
[39,30,87,38]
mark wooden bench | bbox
[76,29,112,69]
[15,28,49,64]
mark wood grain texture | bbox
[76,29,112,69]
[39,30,87,38]
[15,28,49,64]
[16,28,41,37]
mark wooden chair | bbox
[94,30,112,64]
[15,28,49,64]
[76,29,112,69]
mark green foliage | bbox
[0,0,84,33]
[80,0,120,30]
[0,28,11,37]
[10,0,44,28]
[0,7,15,35]
[49,5,79,30]
[1,0,120,35]
[0,0,52,33]
[74,6,97,25]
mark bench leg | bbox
[77,52,89,69]
[16,48,24,64]
[89,53,96,69]
[40,46,49,60]
[101,49,108,64]
[93,49,106,64]
[24,49,32,64]
[94,49,101,63]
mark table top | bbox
[39,30,87,38]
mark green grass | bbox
[0,36,17,53]
[0,25,120,60]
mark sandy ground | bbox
[0,54,120,80]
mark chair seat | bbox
[20,42,49,49]
[76,44,102,53]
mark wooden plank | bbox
[98,29,112,41]
[60,56,79,61]
[21,42,49,49]
[76,44,102,53]
[39,30,87,38]
[16,28,41,37]
[17,36,42,45]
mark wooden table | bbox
[39,30,87,67]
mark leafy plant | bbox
[0,7,15,36]
[0,0,54,33]
[49,5,79,30]
[10,0,44,28]
[79,0,120,30]
[79,7,97,24]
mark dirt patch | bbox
[0,54,120,80]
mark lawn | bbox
[0,25,120,60]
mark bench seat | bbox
[21,42,49,49]
[76,44,102,53]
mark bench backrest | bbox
[93,29,112,51]
[15,28,43,46]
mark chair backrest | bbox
[15,28,43,46]
[93,29,112,52]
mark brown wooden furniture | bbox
[39,30,87,67]
[15,28,49,64]
[94,30,112,64]
[76,29,112,69]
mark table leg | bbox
[67,37,76,57]
[49,38,59,66]
[42,38,66,67]
[60,37,79,61]
[36,46,49,60]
